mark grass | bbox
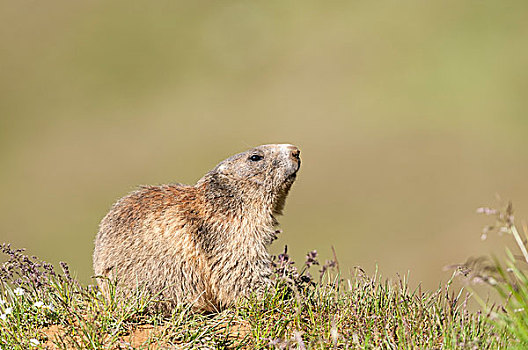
[2,204,528,349]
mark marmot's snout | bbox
[291,148,300,162]
[278,144,301,178]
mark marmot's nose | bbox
[279,144,300,164]
[291,148,300,161]
[287,146,300,166]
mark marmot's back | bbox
[93,184,214,310]
[93,144,300,313]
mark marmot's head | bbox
[199,144,300,215]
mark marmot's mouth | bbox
[286,173,297,182]
[286,162,300,180]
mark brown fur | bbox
[93,144,300,312]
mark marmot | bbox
[93,144,300,312]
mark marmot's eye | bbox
[249,154,263,162]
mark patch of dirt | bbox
[39,319,251,349]
[40,324,171,349]
[220,319,252,341]
[41,325,65,349]
[120,324,169,349]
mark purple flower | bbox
[305,250,318,267]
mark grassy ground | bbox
[1,204,526,349]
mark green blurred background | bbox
[1,1,528,290]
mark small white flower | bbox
[29,338,40,346]
[330,326,339,344]
[45,304,54,312]
[4,307,12,315]
[33,301,44,308]
[0,314,6,321]
[13,288,24,296]
[0,298,6,305]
